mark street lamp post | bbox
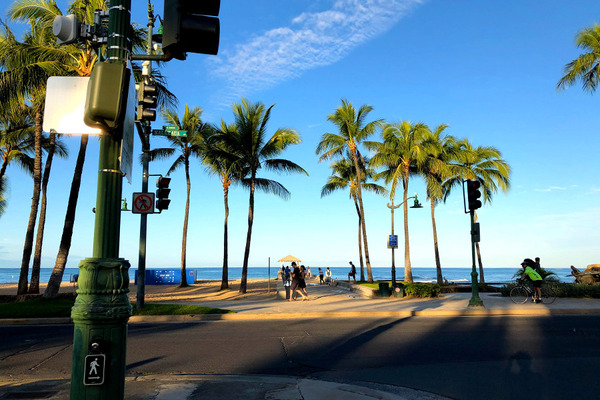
[387,194,422,287]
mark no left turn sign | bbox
[132,192,155,214]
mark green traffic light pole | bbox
[70,1,132,398]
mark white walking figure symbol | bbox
[89,358,100,375]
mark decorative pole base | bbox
[70,257,131,399]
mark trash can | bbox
[378,282,391,297]
[392,283,405,298]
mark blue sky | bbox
[1,0,599,274]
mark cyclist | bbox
[520,258,543,303]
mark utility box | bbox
[84,62,128,130]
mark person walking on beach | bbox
[348,261,357,282]
[521,258,543,303]
[306,266,312,279]
[318,268,324,284]
[325,267,332,284]
[290,262,306,301]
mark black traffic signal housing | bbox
[156,176,171,212]
[466,180,482,211]
[162,0,220,60]
[137,81,158,122]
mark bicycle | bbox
[510,279,557,304]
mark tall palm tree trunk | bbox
[180,162,191,288]
[220,185,229,290]
[44,135,88,299]
[403,174,413,283]
[29,132,57,294]
[353,197,365,281]
[240,177,256,293]
[430,198,443,285]
[18,111,43,295]
[351,148,373,282]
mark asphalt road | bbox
[1,315,599,400]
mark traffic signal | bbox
[466,180,482,211]
[156,176,171,212]
[137,81,157,122]
[161,0,220,60]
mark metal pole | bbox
[137,1,155,311]
[468,209,484,307]
[387,200,401,287]
[70,1,132,398]
[268,257,271,294]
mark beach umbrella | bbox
[277,255,302,263]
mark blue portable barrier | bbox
[134,269,196,285]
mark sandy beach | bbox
[0,279,279,302]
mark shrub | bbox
[404,283,441,298]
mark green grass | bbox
[0,298,233,319]
[0,298,74,318]
[130,303,233,316]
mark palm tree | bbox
[0,176,6,219]
[221,99,307,293]
[445,139,511,283]
[201,121,240,290]
[29,130,67,293]
[148,105,212,288]
[0,96,35,220]
[316,99,383,283]
[370,121,430,283]
[557,23,600,93]
[0,96,35,185]
[2,0,97,295]
[419,124,457,285]
[320,154,387,281]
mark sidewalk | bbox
[3,281,600,399]
[128,279,600,321]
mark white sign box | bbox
[43,76,102,134]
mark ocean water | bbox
[0,266,574,285]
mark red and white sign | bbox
[132,192,155,214]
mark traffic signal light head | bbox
[467,180,482,211]
[162,0,220,61]
[137,81,157,122]
[156,176,171,212]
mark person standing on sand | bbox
[299,265,309,300]
[325,267,332,284]
[289,262,306,301]
[306,266,312,279]
[318,268,324,284]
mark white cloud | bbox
[534,186,567,192]
[208,0,425,108]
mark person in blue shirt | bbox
[521,258,543,303]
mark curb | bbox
[2,307,600,325]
